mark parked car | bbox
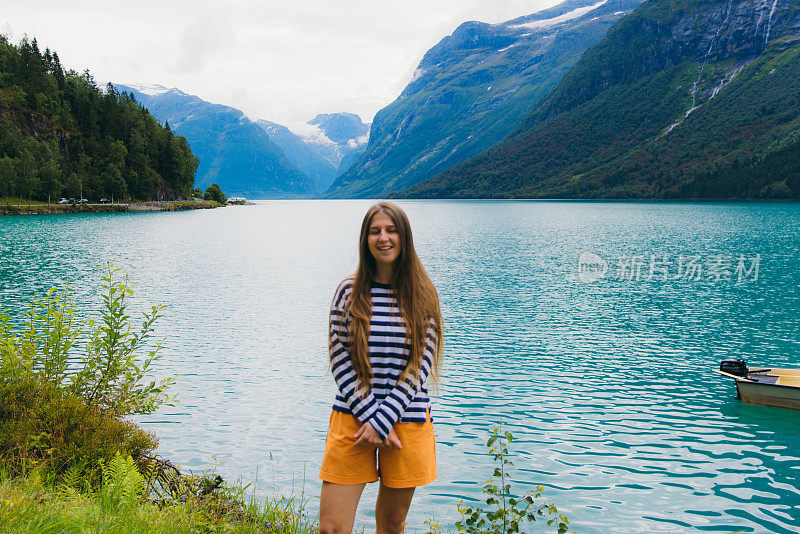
[68,198,76,204]
[99,198,110,204]
[78,198,88,204]
[57,198,69,205]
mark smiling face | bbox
[367,211,401,267]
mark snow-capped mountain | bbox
[117,83,369,196]
[258,113,370,192]
[400,0,800,199]
[115,84,315,198]
[325,0,642,198]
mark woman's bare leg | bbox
[375,483,416,534]
[319,481,366,534]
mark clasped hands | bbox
[353,422,402,450]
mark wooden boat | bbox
[717,359,800,411]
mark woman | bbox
[319,202,443,534]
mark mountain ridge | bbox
[399,0,800,199]
[115,83,316,198]
[324,0,643,198]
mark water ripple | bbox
[2,201,800,532]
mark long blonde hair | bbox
[337,202,443,396]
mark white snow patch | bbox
[614,11,627,15]
[411,68,427,83]
[346,133,370,148]
[509,0,608,30]
[120,83,172,96]
[487,85,492,91]
[497,44,516,53]
[286,122,336,147]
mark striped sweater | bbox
[329,276,437,440]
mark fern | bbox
[59,461,87,491]
[98,452,146,512]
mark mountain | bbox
[400,0,800,199]
[257,113,369,192]
[324,0,643,198]
[114,84,315,198]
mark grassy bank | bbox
[150,200,222,211]
[0,199,224,215]
[0,202,129,215]
[0,472,313,534]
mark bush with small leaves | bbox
[453,427,571,534]
[0,262,174,417]
[0,375,158,483]
[0,263,169,483]
[203,183,227,204]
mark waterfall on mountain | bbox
[765,0,780,46]
[690,0,734,110]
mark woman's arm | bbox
[363,322,437,440]
[329,281,381,423]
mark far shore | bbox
[0,200,223,216]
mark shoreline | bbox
[0,200,223,216]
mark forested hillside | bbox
[0,36,197,202]
[400,0,800,199]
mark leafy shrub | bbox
[203,183,227,204]
[452,427,571,534]
[0,263,168,483]
[0,375,158,483]
[0,262,173,416]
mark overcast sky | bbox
[3,0,561,125]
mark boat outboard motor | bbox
[720,358,748,377]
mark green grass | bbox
[162,200,222,211]
[0,196,54,207]
[0,472,317,534]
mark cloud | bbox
[2,0,562,123]
[173,19,236,74]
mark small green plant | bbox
[0,264,168,482]
[0,262,174,416]
[454,427,571,534]
[0,285,80,388]
[425,513,443,534]
[98,452,152,513]
[71,263,173,416]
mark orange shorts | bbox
[319,410,437,488]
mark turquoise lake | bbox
[1,200,799,533]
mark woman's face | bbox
[367,212,400,267]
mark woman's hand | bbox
[382,428,402,450]
[353,422,383,447]
[353,423,403,449]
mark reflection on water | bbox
[1,201,799,533]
